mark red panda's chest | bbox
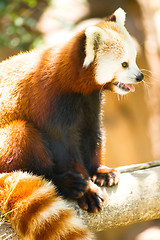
[42,91,101,147]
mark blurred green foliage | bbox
[0,0,50,52]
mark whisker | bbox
[99,84,105,98]
[142,72,160,82]
[117,93,120,101]
[142,79,152,97]
[141,69,160,76]
[142,79,151,88]
[141,69,160,82]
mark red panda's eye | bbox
[122,62,129,68]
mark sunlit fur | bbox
[0,171,94,240]
[0,8,142,240]
[84,8,142,95]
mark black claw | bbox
[92,169,120,187]
[95,193,104,202]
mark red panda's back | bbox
[0,50,42,126]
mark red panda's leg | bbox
[77,179,104,213]
[92,165,120,187]
[91,144,120,187]
[52,157,104,203]
[50,145,105,212]
[0,120,53,178]
[52,171,89,199]
[62,166,105,212]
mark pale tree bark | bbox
[1,161,160,239]
[137,0,160,160]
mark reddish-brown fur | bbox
[0,120,52,173]
[0,15,120,239]
[0,172,94,240]
[0,31,103,128]
[0,22,114,181]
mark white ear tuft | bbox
[83,26,107,68]
[114,8,126,26]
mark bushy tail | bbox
[0,171,94,240]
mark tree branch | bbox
[72,160,160,232]
[1,161,160,239]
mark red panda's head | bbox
[83,8,144,95]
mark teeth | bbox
[113,82,129,91]
[117,82,121,88]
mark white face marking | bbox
[95,31,142,95]
[83,8,143,95]
[83,26,108,68]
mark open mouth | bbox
[113,82,135,92]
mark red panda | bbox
[0,8,143,240]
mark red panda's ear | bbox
[107,8,126,26]
[83,26,108,68]
[114,8,126,26]
[107,14,116,22]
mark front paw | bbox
[77,180,104,213]
[92,165,120,187]
[53,172,88,199]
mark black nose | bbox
[136,72,144,82]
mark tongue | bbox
[125,84,135,92]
